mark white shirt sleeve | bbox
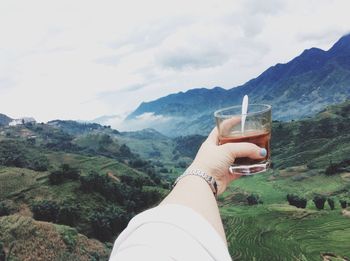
[109,204,232,261]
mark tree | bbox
[130,159,147,168]
[327,198,335,210]
[99,134,112,146]
[287,194,307,208]
[313,195,326,210]
[49,164,80,185]
[80,171,99,192]
[49,170,64,185]
[119,144,132,158]
[340,200,348,209]
[325,161,339,176]
[61,164,80,180]
[30,156,49,171]
[32,200,59,222]
[0,140,26,168]
[0,140,49,171]
[57,202,80,226]
[247,194,263,205]
[0,202,9,217]
[160,168,169,173]
[90,206,128,242]
[0,241,5,261]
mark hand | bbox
[188,127,266,195]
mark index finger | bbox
[219,116,241,137]
[207,127,219,145]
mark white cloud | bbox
[96,112,173,132]
[0,0,349,124]
[156,25,233,70]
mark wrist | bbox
[187,163,229,196]
[174,168,218,197]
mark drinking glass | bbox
[214,104,272,175]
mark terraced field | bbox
[221,168,350,261]
[223,205,350,260]
[46,152,148,179]
[0,167,47,200]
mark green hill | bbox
[1,101,350,260]
[0,122,168,260]
[272,99,350,170]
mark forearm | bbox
[160,173,227,244]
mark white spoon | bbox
[241,95,248,134]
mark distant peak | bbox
[328,33,350,54]
[337,33,350,42]
[302,47,325,55]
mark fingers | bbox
[221,142,267,160]
[207,117,241,145]
[206,127,219,145]
[218,117,241,137]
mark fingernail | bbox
[260,148,267,157]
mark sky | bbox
[0,0,349,129]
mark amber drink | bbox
[214,104,272,175]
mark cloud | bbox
[98,83,146,97]
[242,0,286,16]
[297,29,350,46]
[135,112,169,122]
[108,16,193,51]
[91,114,123,126]
[155,25,233,70]
[94,55,123,66]
[157,45,230,71]
[100,112,172,132]
[0,77,16,90]
[0,0,349,123]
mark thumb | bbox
[221,142,267,160]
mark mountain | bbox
[0,113,12,126]
[127,34,350,136]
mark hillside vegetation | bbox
[0,122,168,260]
[0,214,109,261]
[1,100,350,260]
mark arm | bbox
[110,127,265,260]
[161,127,266,243]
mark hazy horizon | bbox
[0,0,349,129]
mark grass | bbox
[46,151,149,179]
[222,204,350,260]
[226,170,286,204]
[116,135,176,164]
[0,167,47,200]
[221,166,350,261]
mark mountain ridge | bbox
[127,34,350,136]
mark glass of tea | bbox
[214,104,272,175]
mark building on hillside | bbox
[9,117,36,126]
